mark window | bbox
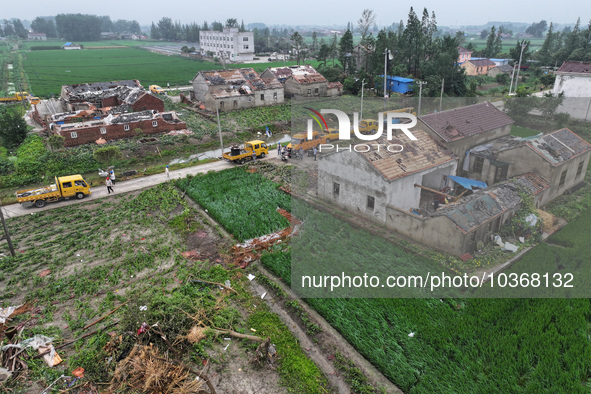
[473,156,484,174]
[260,94,265,100]
[494,165,508,183]
[307,89,312,96]
[70,131,77,138]
[233,100,238,108]
[100,127,106,134]
[152,121,158,127]
[62,182,72,188]
[124,125,130,131]
[243,37,248,41]
[314,88,319,95]
[559,170,567,188]
[333,182,340,197]
[74,180,87,187]
[220,101,225,108]
[243,45,249,49]
[367,195,375,211]
[576,161,585,178]
[273,92,277,99]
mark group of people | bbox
[276,145,318,161]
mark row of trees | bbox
[2,15,141,41]
[149,17,245,42]
[537,19,591,65]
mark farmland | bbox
[16,42,323,97]
[0,182,328,393]
[176,167,291,241]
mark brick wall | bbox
[59,117,187,147]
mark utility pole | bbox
[439,78,444,112]
[416,81,427,116]
[216,103,224,155]
[509,64,517,95]
[360,79,365,120]
[0,203,15,257]
[514,42,526,94]
[383,50,388,109]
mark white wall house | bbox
[199,27,254,62]
[552,61,591,121]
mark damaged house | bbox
[191,68,284,112]
[386,181,529,256]
[419,102,514,171]
[260,65,343,98]
[51,110,187,147]
[464,128,591,206]
[317,130,458,223]
[60,80,164,113]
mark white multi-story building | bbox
[199,27,254,62]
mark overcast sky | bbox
[3,0,586,28]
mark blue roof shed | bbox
[379,75,414,94]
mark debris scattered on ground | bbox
[502,242,519,253]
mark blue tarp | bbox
[447,175,487,190]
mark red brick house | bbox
[52,111,187,147]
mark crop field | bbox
[258,180,591,391]
[0,183,326,393]
[19,43,323,97]
[176,167,291,241]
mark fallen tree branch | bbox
[189,278,239,295]
[211,327,265,343]
[34,321,119,359]
[82,302,128,331]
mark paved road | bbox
[2,157,276,220]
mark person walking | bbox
[313,146,317,161]
[109,169,116,185]
[165,165,170,180]
[252,150,257,162]
[299,147,304,160]
[277,143,282,156]
[106,176,114,194]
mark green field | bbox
[19,44,323,97]
[176,167,291,241]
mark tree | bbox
[339,29,355,74]
[484,26,497,57]
[290,31,305,65]
[538,92,564,120]
[357,9,376,45]
[537,22,556,65]
[480,29,488,39]
[311,31,318,52]
[47,134,65,152]
[12,19,28,39]
[3,21,15,37]
[226,18,238,28]
[93,146,122,166]
[317,43,331,67]
[55,14,103,41]
[509,40,530,64]
[504,90,539,122]
[525,20,548,38]
[402,7,423,75]
[31,17,58,38]
[455,31,466,45]
[0,106,28,149]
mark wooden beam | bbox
[413,183,457,200]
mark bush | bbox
[30,46,63,51]
[93,146,123,166]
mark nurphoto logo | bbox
[305,108,419,153]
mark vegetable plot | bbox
[177,167,291,241]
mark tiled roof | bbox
[468,58,496,67]
[64,80,141,96]
[197,68,281,92]
[420,102,514,143]
[556,61,591,74]
[526,128,591,166]
[434,182,523,233]
[458,46,472,53]
[357,130,456,181]
[327,82,343,89]
[512,172,550,195]
[266,65,327,84]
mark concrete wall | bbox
[385,203,517,256]
[468,145,591,206]
[192,74,210,102]
[553,74,591,97]
[253,87,284,106]
[555,97,591,122]
[132,94,164,112]
[317,151,457,223]
[284,78,327,98]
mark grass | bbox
[511,125,541,137]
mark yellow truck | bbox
[16,175,91,208]
[222,140,269,164]
[0,91,41,105]
[149,85,165,94]
[358,107,416,134]
[286,131,327,157]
